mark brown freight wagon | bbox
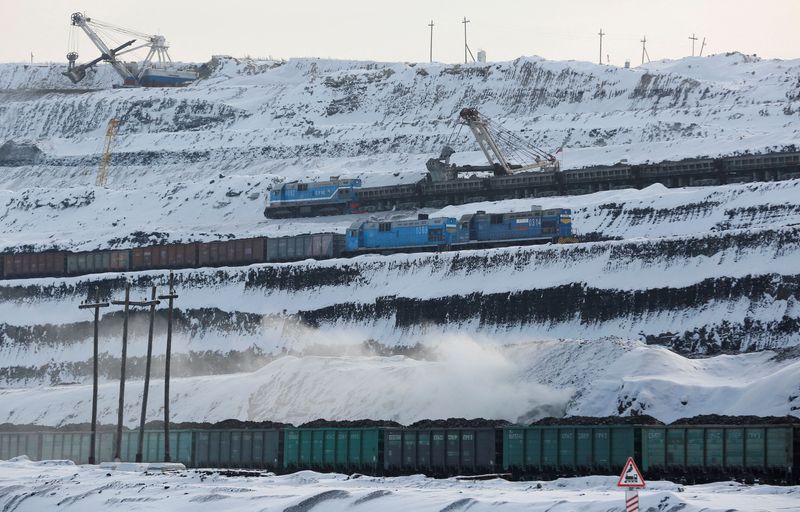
[131,243,198,271]
[198,237,266,267]
[66,250,131,275]
[2,251,67,278]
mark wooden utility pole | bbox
[598,29,605,65]
[110,284,155,462]
[689,33,698,56]
[463,17,473,64]
[135,286,160,463]
[428,20,434,63]
[158,272,179,462]
[78,291,109,465]
[640,36,650,65]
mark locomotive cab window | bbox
[297,183,308,192]
[490,214,503,225]
[379,222,392,232]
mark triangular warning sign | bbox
[617,457,646,488]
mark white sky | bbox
[2,0,799,65]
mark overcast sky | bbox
[2,0,798,66]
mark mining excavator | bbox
[64,12,196,87]
[426,108,561,182]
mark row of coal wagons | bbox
[501,424,799,483]
[0,234,345,279]
[281,428,502,476]
[3,424,796,481]
[0,430,194,466]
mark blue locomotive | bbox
[345,207,572,254]
[266,178,363,218]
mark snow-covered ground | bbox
[1,458,798,512]
[1,338,798,426]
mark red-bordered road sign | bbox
[617,456,646,488]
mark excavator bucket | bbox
[62,67,86,84]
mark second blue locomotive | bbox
[345,207,572,254]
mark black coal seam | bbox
[0,307,263,347]
[297,273,800,332]
[0,346,272,386]
[0,227,797,298]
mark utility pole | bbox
[689,33,698,56]
[462,17,475,64]
[640,36,650,65]
[428,20,434,63]
[699,37,706,57]
[598,29,605,65]
[78,290,109,465]
[158,271,179,463]
[135,286,160,463]
[110,284,154,462]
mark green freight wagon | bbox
[283,428,382,473]
[384,428,501,476]
[502,425,640,477]
[0,432,42,461]
[39,431,115,464]
[119,430,193,466]
[194,429,281,469]
[641,424,798,483]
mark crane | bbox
[426,108,561,182]
[64,12,197,87]
[96,119,120,187]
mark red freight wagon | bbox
[131,243,197,270]
[2,252,67,278]
[198,237,266,267]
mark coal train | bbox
[1,417,798,484]
[0,208,572,280]
[265,150,800,218]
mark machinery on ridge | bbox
[426,107,561,182]
[64,12,197,87]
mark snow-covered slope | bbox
[1,53,799,250]
[1,54,799,427]
[2,179,800,425]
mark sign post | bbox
[617,456,646,512]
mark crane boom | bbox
[96,119,120,187]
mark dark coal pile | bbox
[408,418,511,429]
[671,415,800,425]
[143,419,293,430]
[532,415,664,426]
[298,419,402,428]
